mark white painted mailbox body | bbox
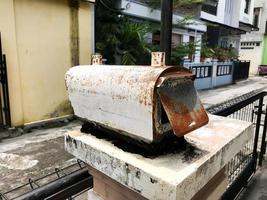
[65,65,208,143]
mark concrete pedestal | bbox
[65,115,253,200]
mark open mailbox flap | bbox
[157,72,209,137]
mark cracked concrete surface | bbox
[0,121,81,198]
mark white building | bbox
[118,0,254,63]
[239,0,267,75]
[201,0,255,55]
[119,0,207,63]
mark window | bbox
[253,8,260,27]
[172,33,182,47]
[244,0,250,14]
[240,42,261,47]
[202,3,218,15]
[153,31,183,47]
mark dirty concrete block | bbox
[65,115,253,200]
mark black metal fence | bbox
[208,90,267,200]
[233,60,250,82]
[0,160,92,200]
[0,32,11,128]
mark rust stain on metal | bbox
[157,73,209,137]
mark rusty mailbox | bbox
[65,55,209,143]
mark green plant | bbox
[95,2,151,65]
[201,44,214,58]
[228,48,238,60]
[212,47,238,61]
[118,21,152,65]
[171,42,197,64]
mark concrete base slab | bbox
[65,115,253,200]
[89,165,147,200]
[88,190,103,200]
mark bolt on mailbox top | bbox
[65,53,209,143]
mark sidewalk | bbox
[198,76,267,108]
[0,76,266,198]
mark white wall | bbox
[223,0,241,27]
[255,0,267,34]
[201,0,226,25]
[239,42,263,74]
[239,0,267,75]
[239,0,254,24]
[201,0,254,28]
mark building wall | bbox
[239,41,263,74]
[230,0,242,27]
[0,0,94,126]
[239,0,267,74]
[255,0,267,33]
[239,0,254,24]
[201,0,254,28]
[201,0,227,25]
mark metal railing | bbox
[208,90,267,200]
[233,60,250,82]
[0,160,92,200]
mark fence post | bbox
[253,97,264,170]
[211,59,218,88]
[259,105,267,166]
[231,62,234,83]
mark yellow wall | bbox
[0,0,94,126]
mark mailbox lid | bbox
[157,73,209,137]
